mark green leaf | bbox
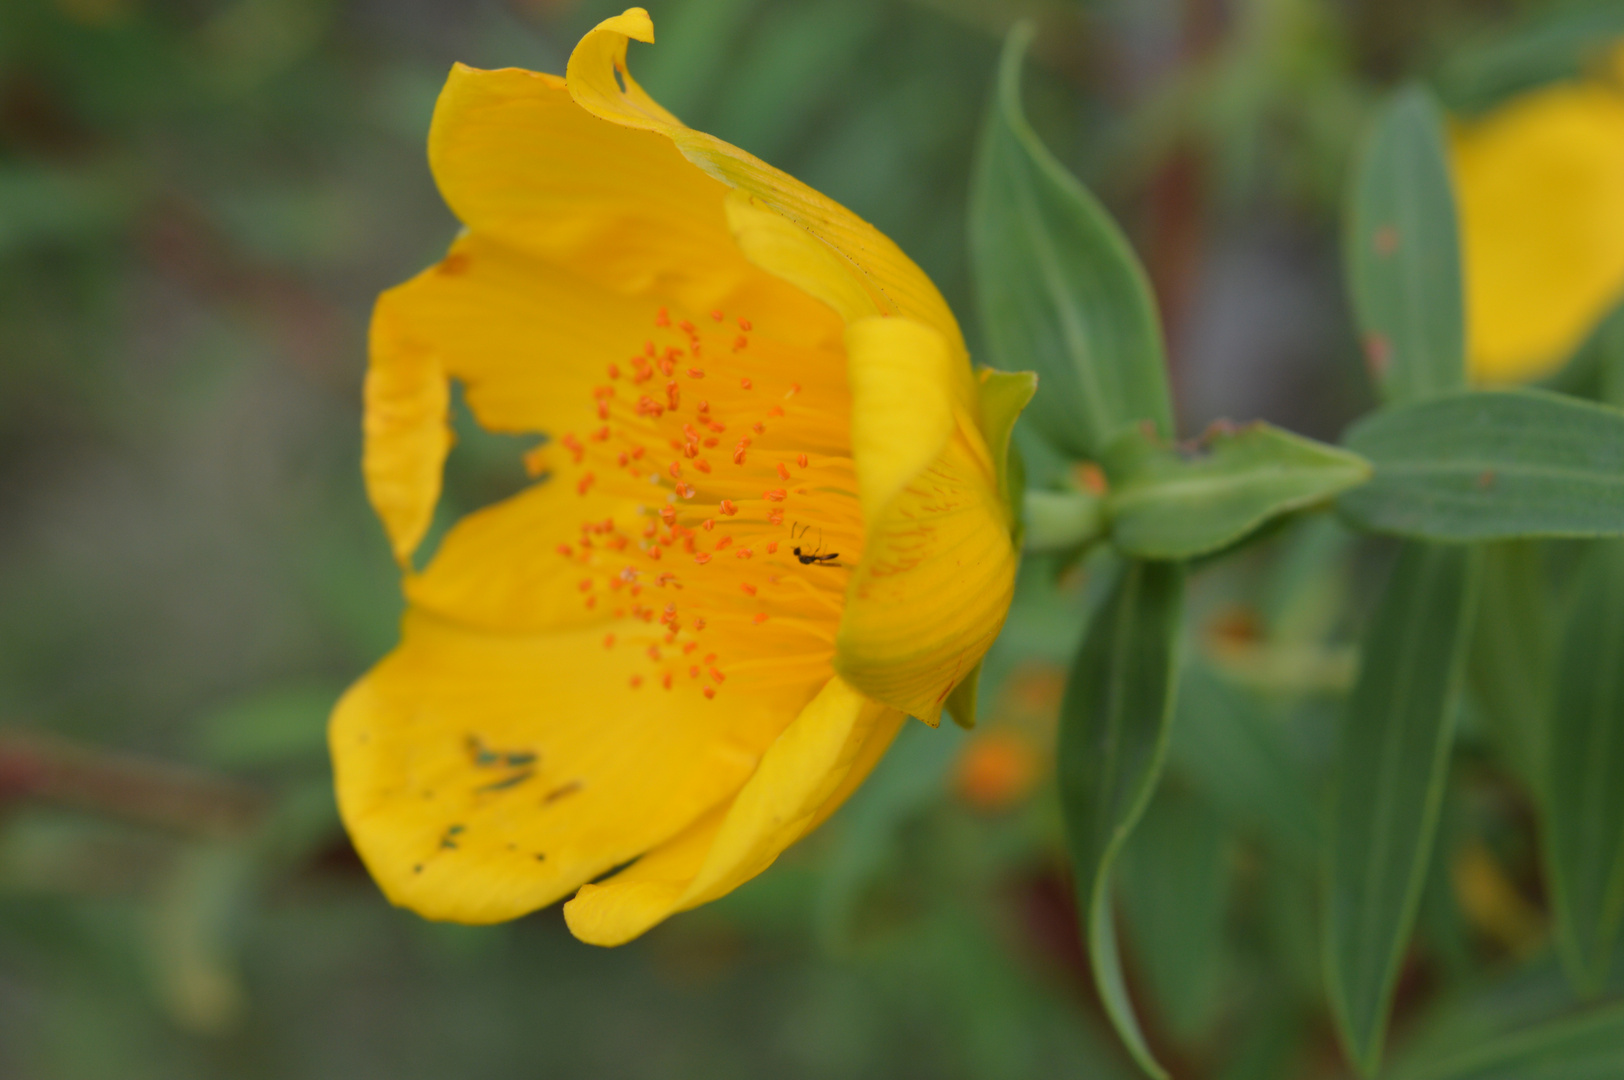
[1544,539,1624,996]
[1397,1001,1624,1080]
[1168,665,1319,866]
[1468,541,1552,792]
[1116,787,1231,1043]
[1340,389,1624,541]
[1104,422,1371,560]
[971,21,1173,460]
[1345,86,1465,403]
[1057,559,1186,1080]
[1325,542,1481,1078]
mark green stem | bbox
[1024,489,1106,553]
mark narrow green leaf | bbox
[1345,86,1465,403]
[1058,559,1186,1080]
[975,366,1039,538]
[1340,389,1624,541]
[1168,665,1319,865]
[1468,541,1552,791]
[1116,788,1231,1043]
[1104,422,1371,560]
[1544,539,1624,996]
[971,22,1173,460]
[1325,542,1481,1077]
[1399,1001,1624,1080]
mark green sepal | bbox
[943,660,982,731]
[1102,421,1371,560]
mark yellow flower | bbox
[330,8,1032,946]
[1453,43,1624,384]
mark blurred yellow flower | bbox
[1453,44,1624,384]
[330,8,1030,946]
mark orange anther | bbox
[753,613,769,624]
[694,552,712,565]
[707,420,727,433]
[710,309,724,321]
[740,377,753,389]
[654,308,669,327]
[797,453,809,469]
[752,422,766,434]
[687,369,705,379]
[720,500,738,516]
[592,426,610,441]
[766,541,778,554]
[683,442,698,458]
[776,462,791,480]
[716,536,733,551]
[697,399,710,413]
[617,452,629,466]
[669,461,681,478]
[603,633,616,649]
[695,459,712,473]
[678,319,695,334]
[740,583,757,596]
[736,548,753,559]
[733,447,747,465]
[666,381,680,409]
[607,363,620,380]
[647,645,661,661]
[737,318,752,331]
[709,668,726,683]
[693,618,707,631]
[704,653,717,663]
[585,596,597,608]
[660,505,677,525]
[703,437,719,448]
[577,473,596,495]
[683,642,698,654]
[787,383,801,397]
[630,675,644,688]
[689,665,700,677]
[678,483,696,498]
[661,672,673,689]
[578,579,593,592]
[767,509,783,525]
[702,518,715,531]
[631,446,646,459]
[767,405,784,418]
[556,544,573,557]
[648,545,662,560]
[764,488,786,502]
[703,686,716,699]
[733,336,748,351]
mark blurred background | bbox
[2,0,1621,1077]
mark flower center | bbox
[548,305,862,699]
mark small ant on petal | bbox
[790,522,841,566]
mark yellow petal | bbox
[723,189,882,323]
[843,315,975,522]
[404,477,641,635]
[429,59,729,298]
[330,608,819,924]
[835,318,1015,724]
[1453,79,1624,383]
[563,676,903,945]
[380,231,842,440]
[365,290,453,565]
[564,8,963,349]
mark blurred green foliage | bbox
[3,0,1623,1077]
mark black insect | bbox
[791,522,841,566]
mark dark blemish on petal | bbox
[542,780,583,805]
[414,864,423,874]
[535,853,547,862]
[504,751,537,767]
[476,768,535,793]
[448,824,466,835]
[613,65,628,94]
[465,734,501,767]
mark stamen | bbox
[776,462,791,480]
[797,454,809,469]
[720,500,738,516]
[764,488,786,502]
[603,634,616,649]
